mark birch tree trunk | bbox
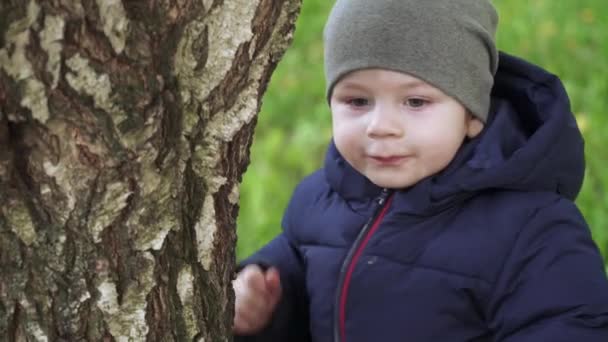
[0,0,300,340]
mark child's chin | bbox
[367,174,417,190]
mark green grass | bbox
[237,0,608,266]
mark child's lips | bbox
[369,155,410,165]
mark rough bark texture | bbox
[0,0,301,340]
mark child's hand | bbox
[233,264,282,335]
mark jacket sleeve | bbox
[488,197,608,341]
[234,232,311,342]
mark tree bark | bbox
[0,0,300,340]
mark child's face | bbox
[330,69,483,189]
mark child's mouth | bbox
[369,155,409,165]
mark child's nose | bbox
[366,106,404,138]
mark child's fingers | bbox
[233,305,259,334]
[264,267,282,306]
[264,267,281,293]
[233,265,278,334]
[241,265,266,292]
[233,307,248,333]
[236,288,267,313]
[241,265,280,303]
[234,270,270,314]
[234,305,272,335]
[233,290,274,334]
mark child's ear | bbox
[466,114,484,138]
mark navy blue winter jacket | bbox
[236,53,608,341]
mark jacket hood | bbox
[324,52,585,215]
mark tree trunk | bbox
[0,0,300,340]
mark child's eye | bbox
[405,98,428,108]
[346,98,370,107]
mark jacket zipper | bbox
[333,189,393,342]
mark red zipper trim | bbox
[339,196,393,341]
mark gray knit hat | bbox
[324,0,499,122]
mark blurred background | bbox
[236,0,608,267]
